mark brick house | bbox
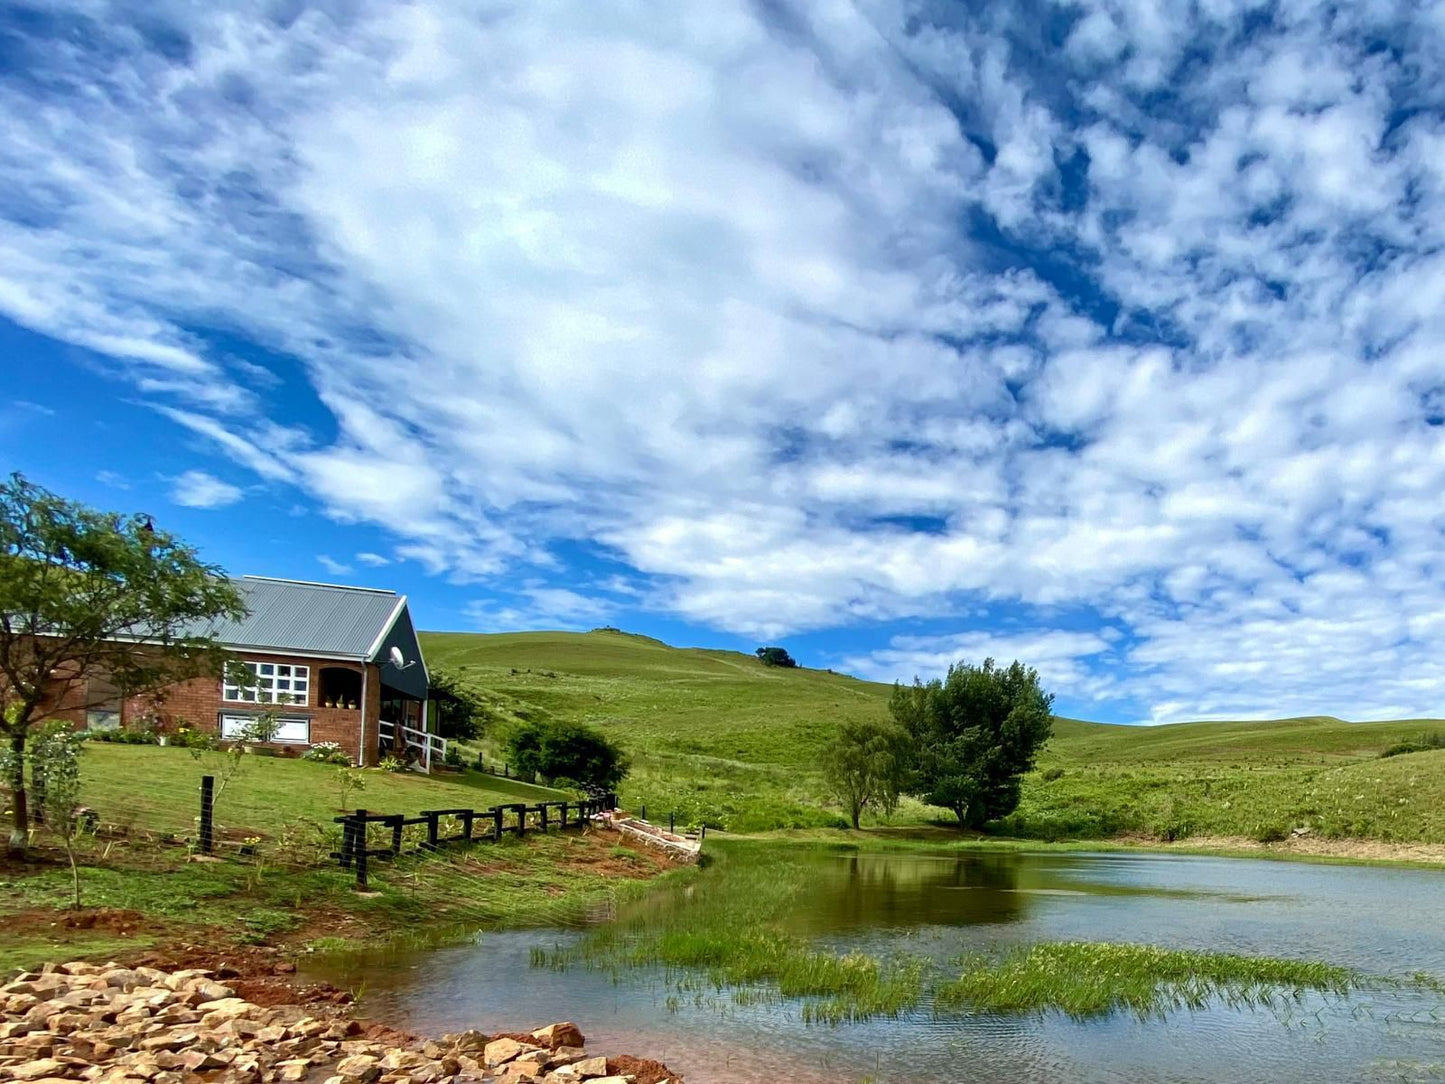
[80,576,440,769]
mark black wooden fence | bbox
[331,794,618,889]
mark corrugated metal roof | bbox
[196,577,406,658]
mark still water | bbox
[307,849,1445,1082]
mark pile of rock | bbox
[0,964,678,1084]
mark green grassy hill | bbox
[421,628,1445,842]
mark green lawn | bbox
[0,743,668,972]
[77,743,569,841]
[422,628,1445,844]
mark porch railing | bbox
[378,719,447,772]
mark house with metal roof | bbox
[81,576,444,769]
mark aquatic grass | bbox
[936,941,1359,1019]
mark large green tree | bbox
[820,718,909,829]
[0,474,245,849]
[505,718,629,790]
[890,658,1054,828]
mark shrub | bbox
[1380,732,1445,758]
[85,727,159,745]
[1249,821,1290,843]
[443,745,465,769]
[302,741,351,766]
[505,718,628,789]
[377,755,407,773]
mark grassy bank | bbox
[423,628,1445,847]
[0,744,678,973]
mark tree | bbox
[30,722,86,908]
[0,474,246,850]
[820,718,909,829]
[755,646,797,668]
[504,718,629,790]
[890,658,1054,829]
[428,668,487,741]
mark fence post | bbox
[669,812,675,834]
[425,811,439,851]
[199,775,215,854]
[354,809,369,890]
[700,823,707,842]
[390,816,403,856]
[539,803,549,833]
[492,805,503,841]
[640,803,646,822]
[516,804,527,837]
[504,762,510,778]
[463,810,474,843]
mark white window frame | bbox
[223,661,310,706]
[219,713,311,745]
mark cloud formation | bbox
[170,470,243,509]
[3,2,1445,720]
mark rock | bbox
[336,1054,381,1082]
[275,1059,311,1082]
[484,1038,546,1069]
[11,1059,67,1081]
[100,970,143,991]
[529,1024,585,1051]
[568,1058,608,1080]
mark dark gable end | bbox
[373,603,428,699]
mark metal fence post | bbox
[199,775,214,854]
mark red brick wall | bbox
[118,654,382,766]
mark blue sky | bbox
[3,1,1445,724]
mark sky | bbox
[2,1,1445,725]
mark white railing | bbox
[378,719,447,772]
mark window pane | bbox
[295,666,309,679]
[259,664,274,676]
[245,662,259,674]
[293,681,308,695]
[275,679,290,691]
[276,665,290,677]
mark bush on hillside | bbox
[754,646,798,668]
[1380,732,1445,758]
[505,718,629,790]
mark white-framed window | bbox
[223,662,310,706]
[219,713,311,744]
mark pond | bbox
[306,846,1445,1082]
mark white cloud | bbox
[355,552,391,567]
[4,2,1445,720]
[464,585,615,633]
[170,470,242,509]
[316,555,353,576]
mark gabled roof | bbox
[200,577,408,659]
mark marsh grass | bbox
[530,838,1405,1025]
[936,941,1359,1019]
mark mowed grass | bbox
[78,743,568,841]
[423,629,1445,845]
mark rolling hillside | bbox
[421,628,1445,841]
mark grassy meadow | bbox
[423,628,1445,846]
[0,743,672,972]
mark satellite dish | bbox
[389,646,406,669]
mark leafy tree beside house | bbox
[890,658,1054,829]
[0,474,245,851]
[427,667,489,741]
